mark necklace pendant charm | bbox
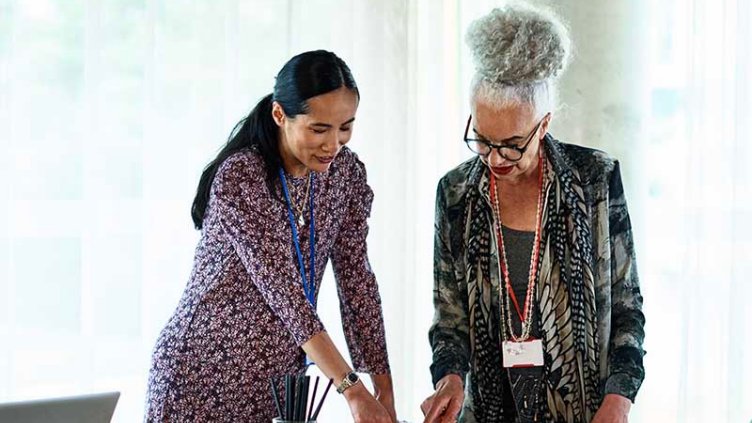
[298,214,305,227]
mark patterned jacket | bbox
[429,136,646,421]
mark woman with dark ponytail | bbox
[145,50,396,422]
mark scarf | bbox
[465,137,600,422]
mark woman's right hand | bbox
[421,374,464,423]
[344,383,395,423]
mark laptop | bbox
[0,391,120,423]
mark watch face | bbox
[347,373,359,383]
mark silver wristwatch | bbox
[336,371,361,394]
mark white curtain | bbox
[634,0,752,421]
[1,1,750,422]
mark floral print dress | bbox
[145,147,390,422]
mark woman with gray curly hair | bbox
[422,4,645,423]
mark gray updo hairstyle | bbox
[466,2,571,118]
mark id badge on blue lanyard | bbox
[279,168,316,365]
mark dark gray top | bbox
[501,225,544,423]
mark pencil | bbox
[307,376,319,422]
[270,377,283,419]
[285,375,295,420]
[295,374,305,420]
[300,376,310,421]
[311,378,333,420]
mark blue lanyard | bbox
[278,168,316,306]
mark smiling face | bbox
[471,98,551,182]
[272,86,359,176]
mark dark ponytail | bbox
[191,50,359,229]
[190,94,277,229]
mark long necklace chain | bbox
[490,153,546,342]
[284,172,311,227]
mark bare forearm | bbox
[371,373,394,397]
[371,373,396,421]
[301,331,352,383]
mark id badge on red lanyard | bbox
[502,339,544,368]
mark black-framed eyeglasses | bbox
[463,114,548,161]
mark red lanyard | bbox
[489,153,545,325]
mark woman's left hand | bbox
[375,389,397,422]
[372,373,398,422]
[591,394,631,423]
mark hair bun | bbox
[466,3,571,85]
